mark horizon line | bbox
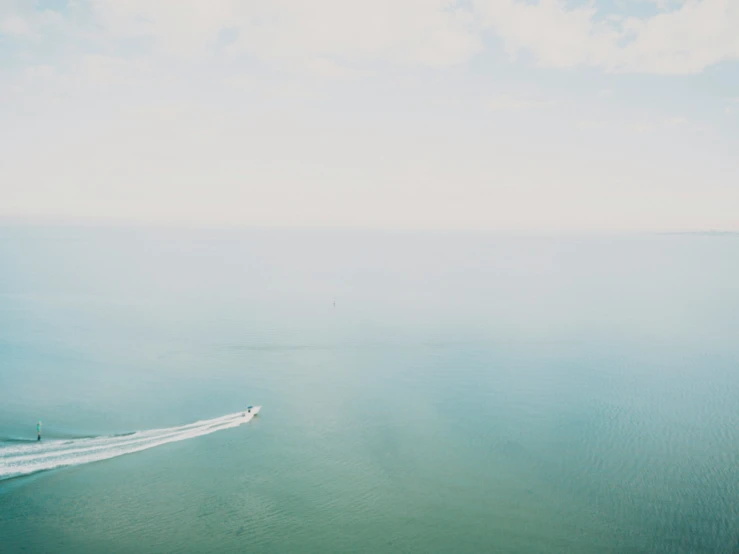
[0,215,737,236]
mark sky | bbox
[1,0,738,232]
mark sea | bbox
[1,225,738,553]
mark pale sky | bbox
[1,0,738,231]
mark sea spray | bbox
[0,409,259,480]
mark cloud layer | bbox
[476,0,739,74]
[2,0,738,74]
[1,1,737,231]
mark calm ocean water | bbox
[1,226,738,553]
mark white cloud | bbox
[474,0,739,75]
[83,55,152,87]
[0,14,29,36]
[0,3,66,40]
[7,65,61,101]
[576,117,690,133]
[302,58,373,80]
[617,0,739,74]
[577,119,608,129]
[222,75,314,99]
[626,0,687,10]
[487,94,555,111]
[664,116,688,128]
[23,64,57,80]
[2,0,737,76]
[475,0,619,68]
[91,0,482,67]
[4,56,155,111]
[0,0,737,232]
[629,121,657,134]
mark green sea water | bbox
[1,226,738,553]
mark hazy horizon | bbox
[2,216,739,236]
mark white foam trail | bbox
[0,409,260,480]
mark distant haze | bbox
[1,1,738,232]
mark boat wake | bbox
[0,410,259,481]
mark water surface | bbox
[1,227,738,553]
